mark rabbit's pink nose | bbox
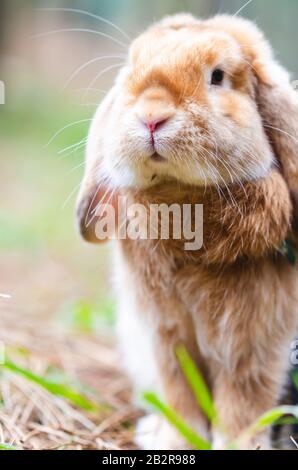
[136,86,176,135]
[144,118,168,134]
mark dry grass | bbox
[0,253,141,450]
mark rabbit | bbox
[76,14,298,450]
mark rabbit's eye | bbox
[211,69,224,86]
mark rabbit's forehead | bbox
[130,27,242,69]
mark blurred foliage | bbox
[56,297,116,333]
[3,359,101,411]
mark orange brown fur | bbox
[77,14,298,449]
[119,170,295,447]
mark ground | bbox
[0,251,141,450]
[0,92,141,450]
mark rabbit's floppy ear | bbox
[76,174,119,244]
[209,16,298,228]
[255,63,298,228]
[76,88,119,243]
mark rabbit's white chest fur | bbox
[114,241,176,398]
[115,247,160,397]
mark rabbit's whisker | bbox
[83,62,126,100]
[61,181,83,210]
[58,138,87,155]
[72,88,107,94]
[264,124,298,143]
[45,119,92,147]
[35,7,132,42]
[63,55,126,91]
[59,145,85,161]
[201,153,242,213]
[86,182,112,227]
[233,0,253,17]
[32,28,128,50]
[67,161,85,174]
[74,103,100,107]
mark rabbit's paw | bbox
[135,414,187,450]
[212,430,271,450]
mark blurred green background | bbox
[0,0,297,332]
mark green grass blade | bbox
[274,416,298,426]
[248,405,298,435]
[143,391,211,450]
[2,360,99,412]
[0,443,18,450]
[176,346,216,422]
[292,371,298,391]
